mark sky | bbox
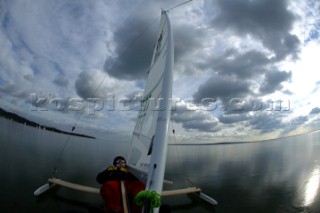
[0,0,320,143]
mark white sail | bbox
[127,9,173,198]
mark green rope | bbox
[134,190,161,211]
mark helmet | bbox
[113,156,126,166]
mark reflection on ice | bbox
[303,167,320,206]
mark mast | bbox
[126,9,174,212]
[145,10,173,194]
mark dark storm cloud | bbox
[103,1,206,79]
[259,70,292,94]
[208,0,300,60]
[191,0,297,110]
[103,10,159,80]
[193,53,292,113]
[173,23,206,63]
[193,50,292,108]
[193,74,252,105]
[101,0,301,135]
[210,49,270,79]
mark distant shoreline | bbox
[0,108,95,139]
[169,129,320,146]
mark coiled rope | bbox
[134,190,161,212]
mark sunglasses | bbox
[116,160,126,164]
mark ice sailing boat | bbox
[126,10,217,212]
[34,9,217,213]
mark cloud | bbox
[171,101,221,132]
[259,70,292,94]
[192,44,293,109]
[310,107,320,115]
[283,115,309,133]
[218,113,250,124]
[103,4,161,80]
[186,0,299,121]
[53,76,69,88]
[102,0,206,79]
[207,0,300,60]
[173,23,206,64]
[193,74,252,105]
[210,49,270,79]
[311,81,320,93]
[1,1,137,106]
[76,69,119,99]
[0,83,31,99]
[249,112,286,134]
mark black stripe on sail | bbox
[147,135,154,156]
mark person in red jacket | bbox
[96,156,145,213]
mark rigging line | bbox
[171,120,182,170]
[52,134,72,176]
[167,0,193,12]
[52,109,83,175]
[51,108,85,175]
[171,120,194,187]
[186,178,196,187]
